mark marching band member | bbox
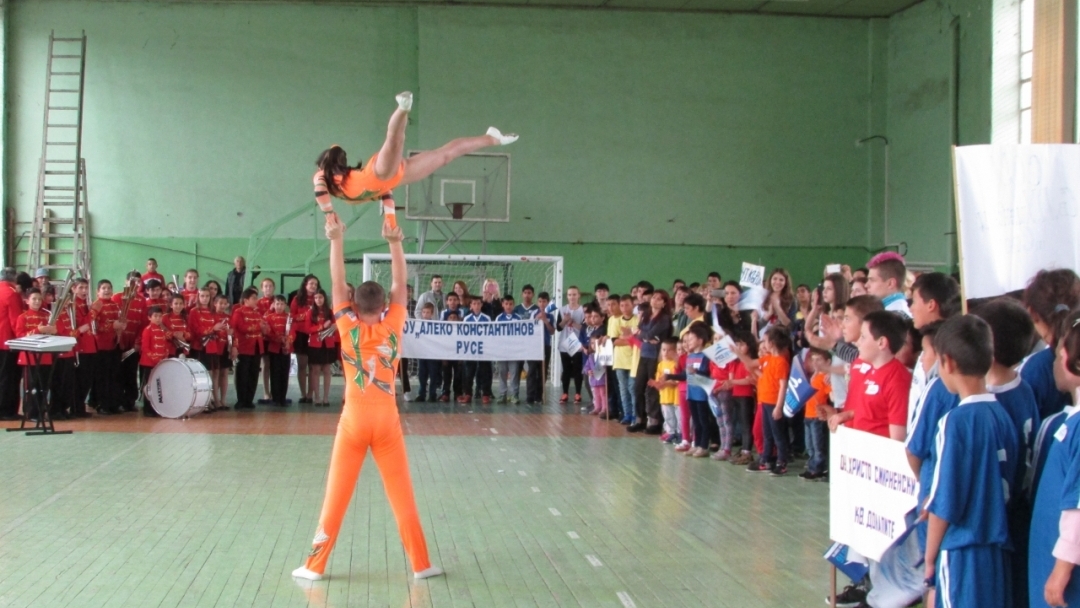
[138,306,169,417]
[229,288,268,410]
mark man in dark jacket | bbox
[225,256,247,305]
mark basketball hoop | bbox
[447,202,474,220]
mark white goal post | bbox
[360,254,564,387]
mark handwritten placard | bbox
[740,262,766,289]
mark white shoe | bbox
[291,566,323,581]
[403,391,414,402]
[396,91,413,112]
[486,127,519,146]
[414,566,444,580]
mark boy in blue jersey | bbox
[1028,308,1080,608]
[494,295,522,404]
[460,298,493,404]
[974,298,1042,608]
[924,316,1021,608]
[905,322,959,549]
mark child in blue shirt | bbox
[974,298,1042,608]
[924,315,1020,608]
[494,295,522,404]
[460,298,493,404]
[1028,308,1080,608]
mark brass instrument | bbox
[116,274,139,329]
[284,314,293,352]
[317,323,336,342]
[46,270,75,327]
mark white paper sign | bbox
[740,262,766,288]
[829,427,920,561]
[738,286,768,312]
[595,339,614,367]
[558,329,583,356]
[703,336,737,367]
[954,144,1080,299]
[400,319,544,361]
[826,264,842,276]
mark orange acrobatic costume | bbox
[294,301,435,580]
[293,208,438,582]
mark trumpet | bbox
[202,320,228,347]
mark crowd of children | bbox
[2,249,1080,607]
[0,258,357,419]
[499,253,1078,608]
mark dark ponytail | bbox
[315,146,361,197]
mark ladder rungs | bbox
[47,106,79,110]
[49,89,80,93]
[43,186,76,191]
[49,72,82,76]
[45,171,77,175]
[45,159,77,163]
[51,54,83,58]
[41,249,74,254]
[41,233,74,239]
[52,37,85,41]
[42,264,76,270]
[43,218,80,225]
[47,124,78,128]
[45,142,76,146]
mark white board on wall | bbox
[954,144,1080,299]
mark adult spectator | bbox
[0,268,25,420]
[225,256,247,305]
[414,275,444,319]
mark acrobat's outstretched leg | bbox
[373,92,413,180]
[400,127,517,186]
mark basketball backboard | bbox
[404,152,510,222]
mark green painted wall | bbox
[3,0,994,292]
[883,0,994,268]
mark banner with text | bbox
[400,320,544,361]
[829,426,920,561]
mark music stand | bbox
[5,335,76,436]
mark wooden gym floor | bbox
[0,378,831,607]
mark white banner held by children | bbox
[739,262,766,289]
[829,427,920,561]
[954,144,1080,299]
[400,319,544,361]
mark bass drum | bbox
[143,358,212,418]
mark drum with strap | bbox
[144,358,212,418]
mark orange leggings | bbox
[304,403,430,574]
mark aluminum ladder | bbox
[26,31,90,279]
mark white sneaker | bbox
[414,566,444,580]
[486,127,519,146]
[396,91,413,112]
[291,567,323,581]
[403,391,414,402]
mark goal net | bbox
[357,254,564,385]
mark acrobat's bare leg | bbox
[373,93,413,180]
[400,128,518,186]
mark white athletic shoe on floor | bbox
[414,566,444,580]
[396,91,413,112]
[486,127,518,146]
[292,566,323,581]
